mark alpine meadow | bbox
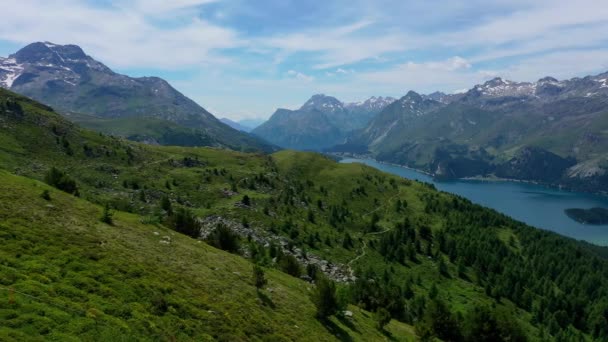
[2,1,608,341]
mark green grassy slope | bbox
[64,112,276,153]
[2,87,608,341]
[0,171,415,341]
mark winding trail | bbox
[346,187,405,278]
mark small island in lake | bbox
[565,207,608,225]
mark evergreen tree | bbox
[160,196,173,216]
[417,299,462,342]
[253,265,267,289]
[312,275,338,319]
[100,203,113,225]
[171,207,201,238]
[375,307,391,331]
[242,195,251,206]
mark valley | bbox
[2,31,608,340]
[3,87,608,340]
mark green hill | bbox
[0,170,415,341]
[2,87,608,341]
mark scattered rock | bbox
[198,215,355,282]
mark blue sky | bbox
[1,0,608,120]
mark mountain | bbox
[252,107,342,150]
[335,71,608,192]
[253,94,394,150]
[0,42,274,152]
[238,118,266,131]
[3,87,608,340]
[344,96,397,127]
[220,117,249,132]
[423,91,462,104]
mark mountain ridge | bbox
[333,69,608,192]
[0,41,274,152]
[253,94,396,150]
[3,87,608,340]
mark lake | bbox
[340,158,608,246]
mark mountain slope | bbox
[2,88,608,340]
[0,87,416,341]
[0,170,418,341]
[252,107,344,150]
[0,42,273,152]
[338,71,608,192]
[253,94,394,151]
[220,117,250,132]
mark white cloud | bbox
[360,56,478,89]
[336,68,355,74]
[262,20,409,70]
[0,0,240,68]
[1,0,608,119]
[286,70,314,82]
[128,0,220,14]
[498,49,608,81]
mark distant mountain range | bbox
[252,94,395,150]
[220,117,264,132]
[333,71,608,192]
[0,42,274,152]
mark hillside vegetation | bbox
[1,88,608,341]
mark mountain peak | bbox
[300,94,344,112]
[484,77,508,87]
[402,90,422,101]
[12,42,57,64]
[12,41,88,65]
[538,76,559,83]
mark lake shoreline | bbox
[330,152,608,198]
[338,155,608,246]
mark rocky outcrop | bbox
[198,215,355,283]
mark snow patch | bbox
[0,58,24,88]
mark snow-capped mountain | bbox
[335,69,608,193]
[300,94,347,114]
[345,96,396,112]
[253,94,396,151]
[463,73,608,103]
[0,42,274,152]
[0,42,110,89]
[423,91,463,104]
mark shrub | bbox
[375,307,391,330]
[206,224,240,253]
[241,195,251,206]
[44,167,78,195]
[278,254,301,277]
[160,196,173,216]
[40,190,51,201]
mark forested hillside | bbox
[1,88,608,341]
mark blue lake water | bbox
[340,158,608,246]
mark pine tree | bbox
[375,307,391,330]
[100,203,113,225]
[312,275,338,319]
[253,265,267,289]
